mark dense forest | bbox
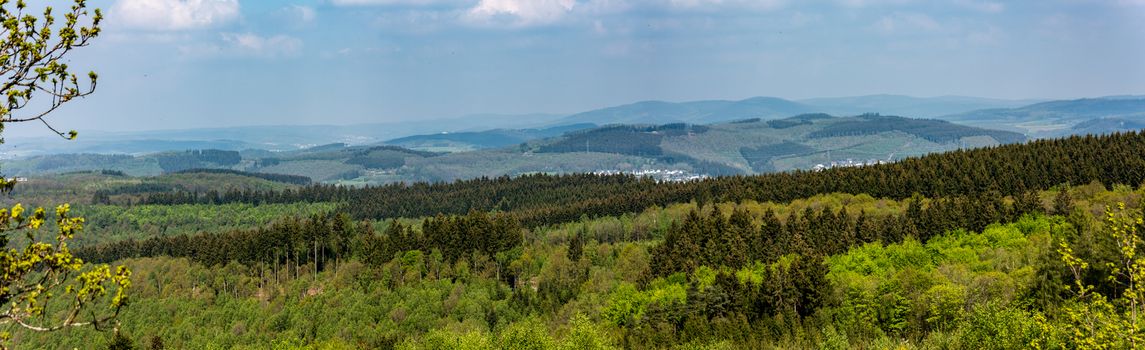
[10,131,1145,349]
[126,131,1143,227]
[155,150,243,173]
[806,114,1027,144]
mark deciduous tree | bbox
[0,1,129,348]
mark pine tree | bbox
[1054,185,1075,216]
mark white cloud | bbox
[875,12,939,33]
[330,0,454,5]
[955,0,1003,13]
[221,33,303,57]
[281,5,317,23]
[465,0,577,27]
[668,0,784,11]
[113,0,240,30]
[836,0,913,7]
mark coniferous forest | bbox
[1,131,1140,349]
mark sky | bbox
[7,0,1145,137]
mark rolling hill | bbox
[0,113,565,157]
[7,95,1134,160]
[3,114,1024,185]
[528,114,1023,174]
[798,94,1042,118]
[550,95,1042,127]
[383,123,596,152]
[553,97,816,125]
[939,96,1145,136]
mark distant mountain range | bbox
[798,95,1043,118]
[385,123,595,152]
[940,97,1145,136]
[4,114,1026,184]
[2,95,1143,173]
[550,94,1044,126]
[553,97,812,125]
[0,113,565,157]
[373,95,1143,152]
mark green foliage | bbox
[1046,202,1145,349]
[0,202,130,347]
[953,302,1044,350]
[826,216,1056,340]
[497,318,554,350]
[560,314,619,350]
[17,169,1145,348]
[807,114,1025,144]
[70,202,338,245]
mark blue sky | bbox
[10,0,1145,136]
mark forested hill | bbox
[553,97,815,125]
[4,114,1022,183]
[54,126,1145,350]
[940,96,1145,136]
[804,114,1025,144]
[526,114,1023,174]
[58,125,1145,349]
[135,130,1143,227]
[344,130,1134,225]
[384,123,597,152]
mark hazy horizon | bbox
[3,92,1122,139]
[5,0,1143,138]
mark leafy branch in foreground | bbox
[0,0,102,139]
[0,2,124,347]
[0,202,129,346]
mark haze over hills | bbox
[0,94,1050,157]
[3,114,1025,185]
[553,97,813,125]
[939,97,1145,136]
[3,95,1143,181]
[548,94,1041,126]
[798,95,1043,118]
[384,123,596,152]
[0,113,565,157]
[378,95,1143,152]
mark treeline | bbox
[538,126,666,156]
[58,169,126,176]
[130,132,1145,228]
[358,212,523,279]
[154,149,242,173]
[172,168,313,185]
[807,114,1027,144]
[75,211,523,280]
[357,145,440,158]
[345,131,1144,226]
[137,184,350,206]
[765,113,830,129]
[91,183,181,204]
[92,169,313,205]
[344,146,441,170]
